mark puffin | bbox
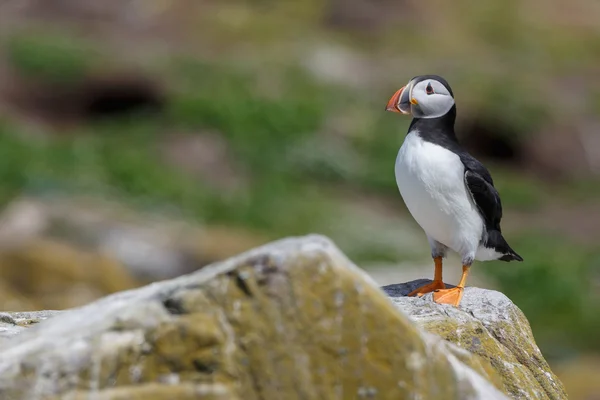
[385,75,522,307]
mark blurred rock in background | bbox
[0,196,268,310]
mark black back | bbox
[407,96,522,261]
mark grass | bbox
[0,43,341,235]
[5,32,98,84]
[167,61,332,175]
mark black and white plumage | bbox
[386,75,522,304]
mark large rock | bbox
[384,281,568,400]
[0,235,563,399]
[0,235,509,399]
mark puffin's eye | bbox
[426,82,434,95]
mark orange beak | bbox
[385,85,411,114]
[386,86,404,113]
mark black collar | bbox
[408,105,460,150]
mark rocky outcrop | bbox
[384,281,568,400]
[0,235,564,399]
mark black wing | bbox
[460,154,503,231]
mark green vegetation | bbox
[5,32,98,84]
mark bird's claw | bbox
[432,287,464,307]
[408,279,446,297]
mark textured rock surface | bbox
[384,280,568,400]
[0,235,509,400]
[0,310,60,342]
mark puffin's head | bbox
[385,75,455,119]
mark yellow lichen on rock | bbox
[385,282,568,400]
[0,235,509,399]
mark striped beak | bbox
[385,82,413,114]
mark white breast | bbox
[395,131,484,259]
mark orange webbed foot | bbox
[408,280,446,297]
[432,287,464,307]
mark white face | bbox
[409,79,455,119]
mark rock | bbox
[0,280,38,312]
[0,196,268,281]
[0,310,61,342]
[0,239,141,311]
[0,235,511,399]
[383,280,568,400]
[0,196,269,310]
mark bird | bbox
[385,75,522,307]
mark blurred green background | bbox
[0,1,599,398]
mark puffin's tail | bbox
[487,230,523,262]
